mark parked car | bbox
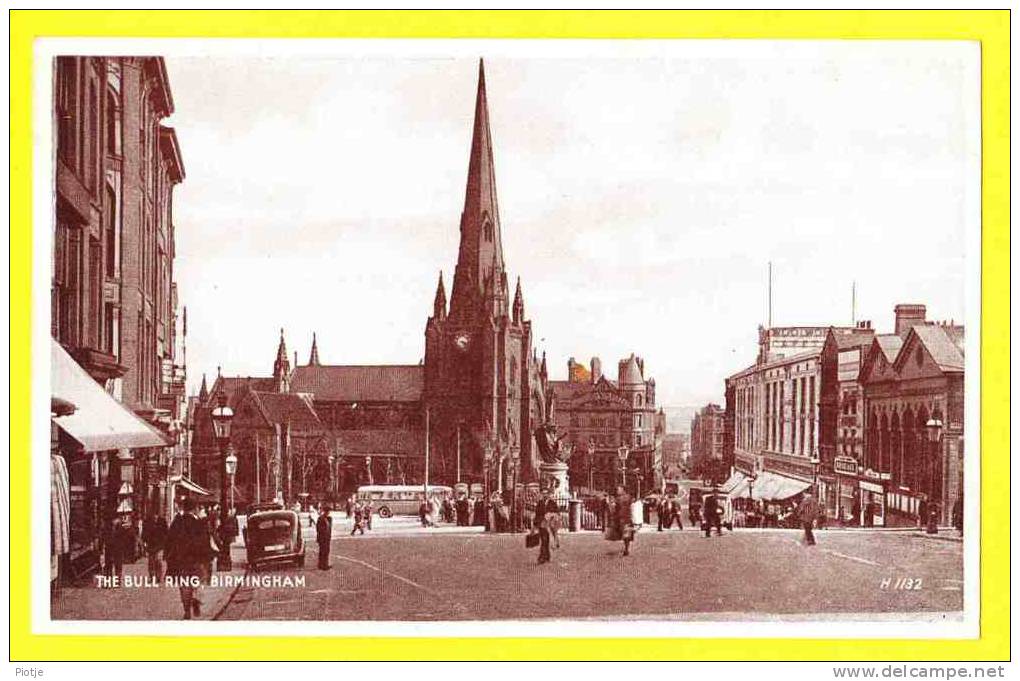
[245,510,305,569]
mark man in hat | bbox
[533,489,558,564]
[316,503,333,570]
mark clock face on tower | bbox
[454,333,471,351]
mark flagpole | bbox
[424,408,430,496]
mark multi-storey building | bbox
[858,306,964,527]
[690,404,726,481]
[547,354,661,495]
[726,323,863,514]
[50,56,185,578]
[819,321,876,520]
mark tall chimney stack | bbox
[894,304,927,337]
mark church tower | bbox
[425,60,544,485]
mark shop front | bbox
[50,341,168,583]
[858,478,887,527]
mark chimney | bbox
[894,304,927,337]
[590,357,602,384]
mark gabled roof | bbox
[901,325,965,372]
[248,391,322,432]
[289,365,423,403]
[828,329,875,351]
[874,335,904,362]
[210,376,275,408]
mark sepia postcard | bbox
[30,34,985,649]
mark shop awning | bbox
[749,471,812,501]
[51,340,168,452]
[170,475,213,497]
[719,471,747,495]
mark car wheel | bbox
[378,506,393,519]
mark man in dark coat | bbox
[316,504,332,570]
[165,497,213,619]
[702,494,722,537]
[142,512,169,581]
[614,486,635,556]
[106,518,135,580]
[798,493,821,546]
[533,489,557,564]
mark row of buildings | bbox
[187,61,666,508]
[720,304,964,526]
[50,57,188,581]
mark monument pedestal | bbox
[539,461,570,497]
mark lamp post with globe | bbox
[210,398,235,572]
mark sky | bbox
[164,42,976,411]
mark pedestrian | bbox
[952,495,963,536]
[106,517,134,580]
[142,512,168,581]
[917,494,928,530]
[455,494,469,526]
[798,492,821,546]
[316,504,332,570]
[165,496,213,620]
[850,497,861,527]
[614,486,635,556]
[419,497,429,527]
[690,501,702,527]
[533,489,557,564]
[350,501,365,536]
[702,493,722,537]
[430,494,442,527]
[362,499,373,530]
[659,494,683,531]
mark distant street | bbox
[217,519,963,621]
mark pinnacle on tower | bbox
[308,332,321,366]
[512,276,524,323]
[274,328,290,374]
[433,271,447,320]
[198,373,208,402]
[449,58,507,318]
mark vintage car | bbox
[245,510,305,569]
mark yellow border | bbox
[10,9,1010,661]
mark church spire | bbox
[308,332,320,366]
[449,59,506,318]
[198,373,208,403]
[433,271,447,320]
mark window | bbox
[104,184,116,276]
[56,57,78,166]
[89,238,102,349]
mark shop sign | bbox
[833,456,858,475]
[860,480,884,493]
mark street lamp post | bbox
[226,449,237,511]
[924,418,944,534]
[587,439,596,492]
[210,399,235,572]
[809,456,820,495]
[617,445,629,491]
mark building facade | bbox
[690,403,727,481]
[547,355,661,495]
[51,56,185,579]
[858,306,964,527]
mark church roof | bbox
[290,365,424,403]
[210,375,275,408]
[334,428,424,456]
[248,391,322,432]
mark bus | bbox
[355,484,453,518]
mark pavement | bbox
[50,542,249,621]
[51,515,964,622]
[217,518,964,622]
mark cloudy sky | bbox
[164,41,977,411]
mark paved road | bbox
[218,524,963,621]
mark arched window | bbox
[482,218,493,242]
